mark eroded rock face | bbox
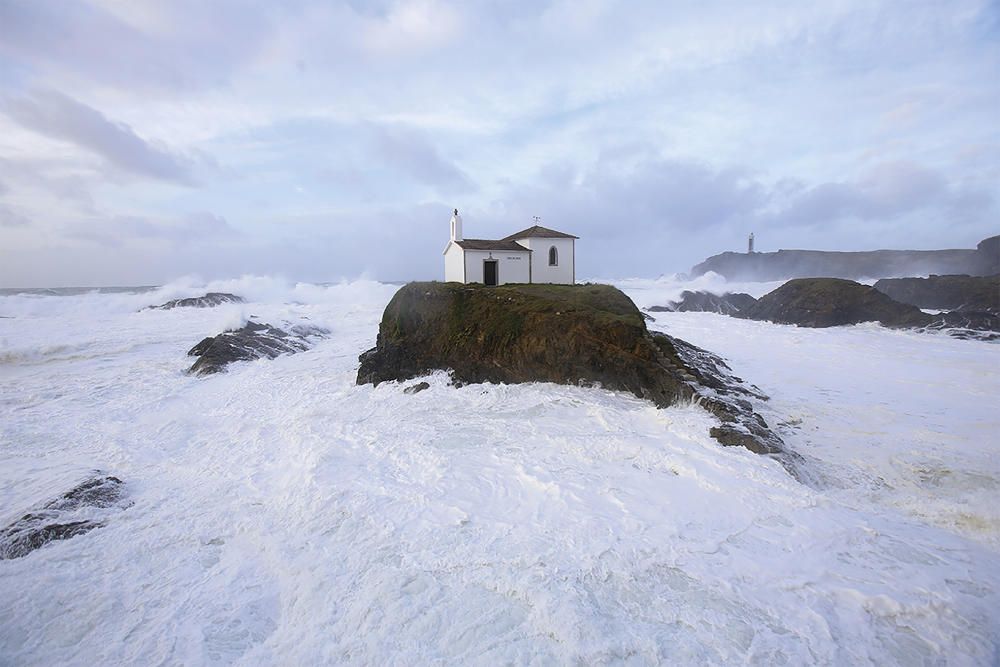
[737,278,933,328]
[187,320,329,375]
[0,475,128,560]
[146,292,245,310]
[357,282,785,456]
[873,274,1000,312]
[648,290,757,315]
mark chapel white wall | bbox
[444,243,465,282]
[463,250,530,285]
[518,238,575,284]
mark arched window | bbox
[548,246,558,266]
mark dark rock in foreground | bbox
[648,290,757,315]
[0,475,127,560]
[737,278,932,328]
[188,320,329,375]
[873,274,999,312]
[358,282,785,456]
[146,292,245,310]
[403,381,430,394]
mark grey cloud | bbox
[468,154,997,277]
[69,211,235,247]
[2,91,196,185]
[370,125,474,193]
[0,1,271,92]
[768,161,988,228]
[0,203,30,227]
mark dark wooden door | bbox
[484,260,498,286]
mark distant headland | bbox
[691,235,999,281]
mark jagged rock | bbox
[357,282,786,456]
[920,311,1000,341]
[0,475,127,559]
[873,274,1000,312]
[403,381,430,394]
[146,292,245,310]
[187,320,329,375]
[648,290,757,315]
[737,278,933,328]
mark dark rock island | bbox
[188,320,329,375]
[358,282,787,456]
[647,290,757,315]
[0,474,128,560]
[873,274,999,312]
[737,278,931,328]
[146,292,245,310]
[736,277,999,339]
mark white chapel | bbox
[442,209,578,286]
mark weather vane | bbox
[532,215,542,224]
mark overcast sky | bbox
[1,0,998,286]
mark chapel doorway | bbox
[483,260,498,286]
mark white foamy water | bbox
[1,276,998,665]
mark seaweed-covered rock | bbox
[187,320,329,375]
[648,290,757,315]
[358,282,785,456]
[737,278,932,328]
[873,274,1000,312]
[0,475,128,559]
[146,292,245,310]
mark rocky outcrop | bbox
[647,290,756,315]
[873,274,999,312]
[146,292,245,310]
[0,475,128,559]
[737,278,932,328]
[690,235,1000,281]
[187,320,329,375]
[921,311,1000,341]
[357,282,786,456]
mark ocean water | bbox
[1,275,998,665]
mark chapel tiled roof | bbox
[502,225,579,240]
[455,239,532,252]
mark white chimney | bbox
[450,208,463,241]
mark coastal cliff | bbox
[690,235,999,281]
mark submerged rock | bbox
[873,274,1000,313]
[187,320,329,375]
[358,282,785,456]
[146,292,245,310]
[403,381,430,394]
[737,278,932,328]
[920,311,1000,341]
[0,475,127,559]
[648,290,757,315]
